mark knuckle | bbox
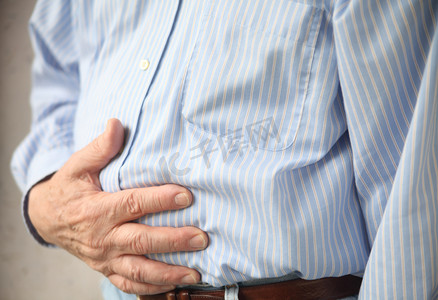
[81,232,112,258]
[129,232,149,254]
[91,136,105,155]
[91,246,106,260]
[87,234,101,248]
[89,234,106,250]
[90,238,103,250]
[83,235,104,254]
[123,191,142,215]
[118,279,134,294]
[161,271,174,284]
[169,230,188,251]
[150,189,166,211]
[81,243,104,260]
[129,264,143,282]
[169,236,183,251]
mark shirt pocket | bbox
[180,0,323,151]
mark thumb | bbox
[67,118,125,177]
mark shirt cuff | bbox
[22,147,72,247]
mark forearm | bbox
[10,0,80,243]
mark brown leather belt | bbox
[137,275,362,300]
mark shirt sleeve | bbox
[333,1,437,298]
[10,0,79,246]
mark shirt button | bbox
[139,59,150,71]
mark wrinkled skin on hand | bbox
[29,119,208,295]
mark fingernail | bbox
[181,274,198,284]
[175,193,191,207]
[104,119,113,134]
[190,234,207,249]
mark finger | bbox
[108,273,176,295]
[112,223,208,254]
[110,255,201,286]
[66,118,125,177]
[109,184,193,222]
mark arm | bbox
[10,0,80,244]
[333,1,437,298]
[11,0,208,295]
[358,31,438,299]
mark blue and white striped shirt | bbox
[11,0,438,298]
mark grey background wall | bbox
[0,1,103,299]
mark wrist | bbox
[28,176,55,245]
